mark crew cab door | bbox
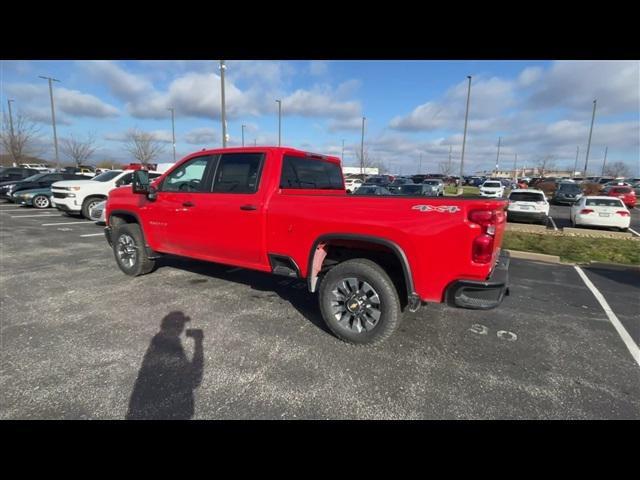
[143,155,217,255]
[188,152,267,266]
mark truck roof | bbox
[190,146,341,165]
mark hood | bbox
[51,179,98,188]
[12,186,52,196]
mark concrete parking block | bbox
[505,250,561,264]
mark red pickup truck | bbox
[104,147,509,345]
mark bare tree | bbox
[0,112,42,165]
[439,160,456,176]
[603,161,631,178]
[536,155,556,177]
[60,133,97,167]
[123,128,166,166]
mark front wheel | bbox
[112,223,156,276]
[319,258,402,345]
[32,195,51,209]
[82,197,104,219]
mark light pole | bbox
[167,107,176,163]
[7,99,15,138]
[341,139,345,162]
[573,146,580,178]
[38,75,61,169]
[583,99,597,178]
[458,75,472,194]
[448,145,452,174]
[513,153,517,181]
[601,146,608,176]
[495,136,501,175]
[7,99,16,165]
[360,116,366,175]
[275,99,282,146]
[419,152,422,173]
[254,138,257,147]
[241,124,246,147]
[219,60,227,147]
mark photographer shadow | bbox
[126,311,204,420]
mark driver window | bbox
[162,156,212,192]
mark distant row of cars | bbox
[344,174,446,196]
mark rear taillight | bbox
[580,209,594,214]
[469,209,502,263]
[616,210,630,216]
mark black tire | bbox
[82,196,104,220]
[112,223,156,276]
[619,227,629,232]
[319,258,402,345]
[32,195,51,209]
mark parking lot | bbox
[1,203,639,419]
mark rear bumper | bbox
[445,251,510,310]
[507,210,547,222]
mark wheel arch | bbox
[306,233,417,303]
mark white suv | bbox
[507,189,549,224]
[479,180,505,198]
[51,169,161,219]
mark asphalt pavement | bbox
[1,203,638,419]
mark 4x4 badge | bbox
[412,205,460,213]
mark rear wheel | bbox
[112,223,156,276]
[32,195,51,209]
[319,258,402,345]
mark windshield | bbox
[510,192,545,202]
[586,198,623,207]
[92,170,122,182]
[423,180,440,185]
[484,182,501,188]
[400,185,425,194]
[23,173,48,182]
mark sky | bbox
[1,60,639,175]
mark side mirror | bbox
[132,170,150,194]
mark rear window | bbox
[558,184,582,192]
[280,156,343,190]
[509,192,545,202]
[484,182,501,188]
[586,198,624,207]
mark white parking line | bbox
[41,221,93,226]
[574,265,640,367]
[629,227,640,237]
[548,216,558,231]
[11,214,61,218]
[79,233,104,237]
[0,209,35,212]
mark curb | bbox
[505,249,562,264]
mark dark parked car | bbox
[388,177,413,193]
[0,167,40,184]
[394,184,437,196]
[365,175,392,186]
[352,185,393,195]
[552,182,583,205]
[0,172,89,201]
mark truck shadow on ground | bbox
[156,256,332,336]
[127,311,204,420]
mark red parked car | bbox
[104,147,509,345]
[605,186,636,208]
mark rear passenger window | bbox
[280,156,343,190]
[212,153,263,194]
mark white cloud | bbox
[282,86,361,119]
[309,61,329,76]
[184,127,217,145]
[82,61,153,101]
[526,60,640,115]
